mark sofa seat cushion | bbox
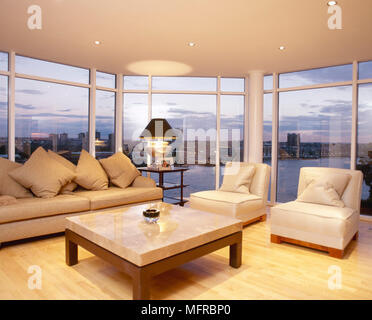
[190,190,264,221]
[74,186,163,210]
[0,194,90,224]
[272,201,355,220]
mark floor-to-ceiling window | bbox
[0,52,8,158]
[95,89,115,159]
[152,93,217,197]
[95,71,116,159]
[122,92,148,166]
[277,86,352,202]
[14,56,89,164]
[357,60,372,214]
[265,65,355,204]
[263,82,273,201]
[219,78,245,185]
[122,76,149,167]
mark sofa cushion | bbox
[0,158,33,198]
[75,150,109,191]
[272,201,355,220]
[220,162,256,194]
[302,172,351,198]
[190,190,264,222]
[0,194,90,224]
[74,186,163,210]
[131,175,156,188]
[100,152,140,189]
[9,147,76,198]
[47,150,78,193]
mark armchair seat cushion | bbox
[271,201,358,249]
[272,201,355,220]
[190,190,264,222]
[191,190,261,204]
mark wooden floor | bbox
[1,217,372,300]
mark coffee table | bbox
[65,202,243,300]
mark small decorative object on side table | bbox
[138,166,189,206]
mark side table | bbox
[138,166,189,206]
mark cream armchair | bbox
[190,162,271,225]
[270,167,363,259]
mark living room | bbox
[0,0,372,306]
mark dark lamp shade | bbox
[139,118,177,140]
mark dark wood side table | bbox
[138,166,189,206]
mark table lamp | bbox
[139,118,177,168]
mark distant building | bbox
[60,133,68,145]
[49,134,58,152]
[108,133,115,152]
[287,133,301,158]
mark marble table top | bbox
[66,202,242,266]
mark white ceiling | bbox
[0,0,371,76]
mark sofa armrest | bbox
[132,175,157,188]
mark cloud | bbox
[15,103,36,110]
[16,112,87,119]
[165,107,214,118]
[319,101,352,116]
[284,65,352,85]
[16,89,44,95]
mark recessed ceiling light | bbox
[279,46,285,50]
[94,40,101,45]
[188,42,196,47]
[327,1,337,5]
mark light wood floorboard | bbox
[1,218,372,300]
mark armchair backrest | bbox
[225,162,271,203]
[298,167,363,212]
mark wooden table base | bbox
[65,229,242,300]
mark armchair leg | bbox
[328,248,344,259]
[353,232,359,241]
[271,234,282,244]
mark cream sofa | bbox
[270,167,363,258]
[0,175,162,246]
[190,162,271,225]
